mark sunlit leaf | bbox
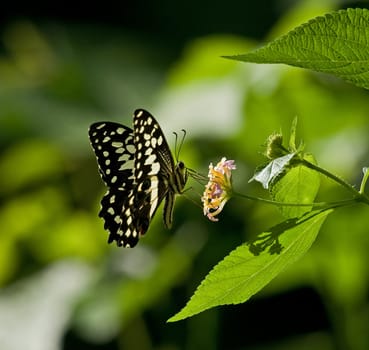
[168,209,332,322]
[227,8,369,90]
[270,154,321,218]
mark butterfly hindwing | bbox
[89,109,188,248]
[89,123,136,244]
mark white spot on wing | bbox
[145,154,157,165]
[119,159,134,170]
[126,144,135,153]
[148,162,160,175]
[118,154,130,162]
[107,207,115,215]
[149,176,159,217]
[112,142,124,148]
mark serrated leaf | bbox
[168,209,332,322]
[249,153,295,189]
[270,154,321,218]
[226,8,369,90]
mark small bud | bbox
[265,133,287,159]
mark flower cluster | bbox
[202,157,236,222]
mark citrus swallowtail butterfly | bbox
[88,109,188,247]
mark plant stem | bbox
[301,159,369,205]
[234,159,369,209]
[232,191,357,210]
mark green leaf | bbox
[226,8,369,90]
[270,154,321,218]
[168,209,332,322]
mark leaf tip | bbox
[166,311,186,323]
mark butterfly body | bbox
[89,109,187,247]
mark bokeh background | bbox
[1,0,369,349]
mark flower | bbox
[202,157,236,222]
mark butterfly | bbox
[88,109,188,247]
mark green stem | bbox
[232,191,357,210]
[301,159,369,205]
[236,159,369,208]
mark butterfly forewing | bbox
[89,109,188,248]
[131,110,175,232]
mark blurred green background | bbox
[1,1,369,349]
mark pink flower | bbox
[202,157,236,222]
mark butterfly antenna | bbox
[173,129,187,162]
[172,129,208,185]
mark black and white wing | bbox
[89,109,188,248]
[88,121,136,245]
